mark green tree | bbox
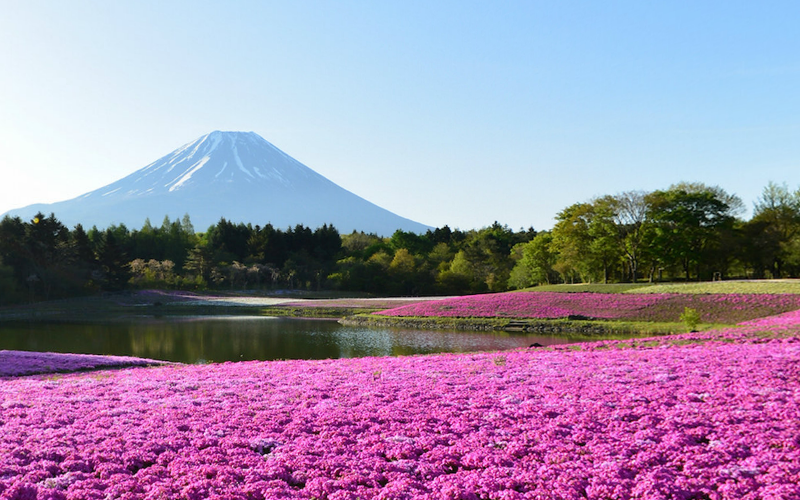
[551,203,593,283]
[162,215,196,270]
[97,229,130,291]
[647,184,738,280]
[313,224,342,263]
[0,216,28,291]
[427,242,455,271]
[24,213,72,299]
[207,218,252,264]
[389,229,432,255]
[0,256,21,304]
[388,248,417,294]
[747,182,800,277]
[436,250,474,294]
[508,232,557,288]
[550,199,621,284]
[612,191,651,283]
[389,248,415,275]
[457,223,521,292]
[184,242,214,284]
[587,196,622,283]
[64,223,98,292]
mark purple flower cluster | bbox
[374,292,800,323]
[738,308,800,328]
[0,351,162,378]
[2,329,799,499]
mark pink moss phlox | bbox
[374,292,800,323]
[0,350,163,378]
[2,328,799,498]
[738,308,800,328]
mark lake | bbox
[0,315,599,363]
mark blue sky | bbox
[1,1,799,231]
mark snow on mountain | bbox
[2,131,431,235]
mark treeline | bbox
[2,181,800,304]
[0,210,535,304]
[510,181,800,287]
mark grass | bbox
[257,306,381,318]
[623,280,800,294]
[522,280,800,295]
[521,283,657,293]
[342,313,718,337]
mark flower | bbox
[2,323,799,498]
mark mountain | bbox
[2,131,430,235]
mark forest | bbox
[2,181,800,304]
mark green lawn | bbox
[522,280,800,294]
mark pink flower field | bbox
[0,351,163,378]
[2,317,800,499]
[739,308,800,328]
[374,292,800,324]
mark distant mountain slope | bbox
[2,131,430,234]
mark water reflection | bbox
[0,316,595,364]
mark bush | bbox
[680,307,702,331]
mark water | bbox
[0,315,598,364]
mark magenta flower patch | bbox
[374,292,800,323]
[738,308,800,328]
[0,350,163,377]
[1,326,799,498]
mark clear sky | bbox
[1,1,799,231]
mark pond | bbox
[0,315,604,364]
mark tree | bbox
[612,191,651,283]
[342,231,380,255]
[0,256,20,305]
[23,213,71,299]
[747,182,800,277]
[389,230,432,255]
[427,242,455,271]
[129,259,176,287]
[184,243,214,283]
[428,226,454,245]
[0,216,27,290]
[207,218,251,264]
[437,250,474,294]
[388,248,417,294]
[313,224,342,264]
[389,248,415,274]
[508,232,557,288]
[163,216,195,270]
[550,203,591,283]
[97,229,130,291]
[647,184,738,280]
[550,200,621,284]
[587,197,621,283]
[457,223,521,292]
[181,213,195,236]
[68,223,98,292]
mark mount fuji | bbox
[3,131,430,235]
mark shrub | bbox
[680,307,701,331]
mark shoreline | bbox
[340,314,692,336]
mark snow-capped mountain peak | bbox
[2,131,429,235]
[98,131,318,199]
